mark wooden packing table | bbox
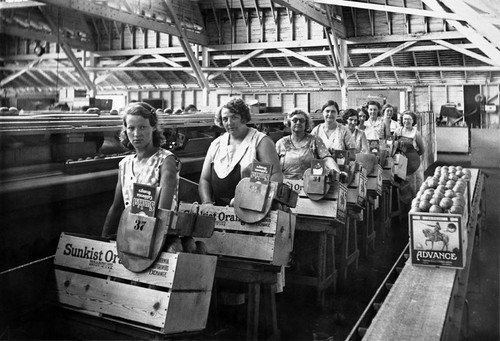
[359,194,376,258]
[362,169,484,341]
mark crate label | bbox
[409,213,465,269]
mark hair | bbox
[400,110,418,126]
[285,108,314,132]
[321,100,340,114]
[358,107,368,119]
[342,108,360,125]
[164,108,173,114]
[214,97,251,128]
[381,103,397,120]
[366,100,381,115]
[119,102,165,149]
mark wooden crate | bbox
[347,171,367,208]
[409,212,467,269]
[367,164,383,196]
[179,204,296,266]
[54,233,217,334]
[283,179,347,224]
[382,155,394,182]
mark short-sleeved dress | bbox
[350,128,369,154]
[205,127,266,205]
[311,123,355,151]
[119,148,179,210]
[276,134,331,180]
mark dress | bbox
[276,134,331,180]
[350,128,369,154]
[393,126,424,203]
[364,117,385,141]
[311,123,355,151]
[119,148,179,210]
[205,127,266,205]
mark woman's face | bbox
[290,114,307,134]
[125,114,155,150]
[322,105,338,123]
[346,115,358,130]
[368,104,379,119]
[402,113,413,128]
[383,107,394,120]
[221,107,246,135]
[358,112,367,124]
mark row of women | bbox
[101,98,425,238]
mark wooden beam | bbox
[36,0,208,45]
[315,0,464,20]
[95,55,142,84]
[432,39,496,66]
[272,0,331,29]
[0,1,44,10]
[0,58,40,87]
[208,49,264,81]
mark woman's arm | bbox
[102,178,125,238]
[415,133,425,156]
[256,136,283,183]
[198,152,214,204]
[158,155,178,210]
[314,136,341,173]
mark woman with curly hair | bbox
[276,108,339,180]
[198,97,282,206]
[101,102,179,238]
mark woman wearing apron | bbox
[393,111,425,204]
[101,102,179,238]
[198,97,282,206]
[276,108,339,180]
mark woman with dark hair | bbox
[393,110,425,202]
[379,103,399,140]
[358,107,368,131]
[311,100,355,151]
[343,109,369,154]
[276,108,340,180]
[364,100,385,141]
[198,97,282,206]
[101,102,179,238]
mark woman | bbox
[364,100,385,141]
[358,107,368,131]
[343,109,369,154]
[393,110,425,203]
[199,97,282,206]
[102,102,179,238]
[379,103,399,140]
[276,108,340,180]
[311,100,355,152]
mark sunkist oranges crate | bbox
[178,203,296,266]
[283,179,347,224]
[53,232,217,334]
[409,166,472,269]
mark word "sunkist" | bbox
[63,243,121,263]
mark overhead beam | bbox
[39,6,97,96]
[432,39,496,66]
[314,0,465,21]
[208,49,264,81]
[0,58,40,86]
[0,1,44,9]
[36,0,209,46]
[0,25,94,51]
[95,55,142,84]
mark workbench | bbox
[360,169,485,341]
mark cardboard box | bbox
[367,164,383,196]
[347,171,367,208]
[179,204,295,266]
[409,213,466,269]
[283,179,347,224]
[54,233,217,334]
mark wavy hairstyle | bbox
[400,110,418,126]
[285,108,314,132]
[120,102,165,149]
[342,108,360,125]
[321,100,340,114]
[214,97,251,128]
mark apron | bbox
[211,163,241,206]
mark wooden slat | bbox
[178,203,279,234]
[55,269,170,329]
[54,233,216,290]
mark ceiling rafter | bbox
[0,58,40,86]
[208,49,264,81]
[36,0,209,45]
[431,39,496,66]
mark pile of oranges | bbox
[410,166,470,214]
